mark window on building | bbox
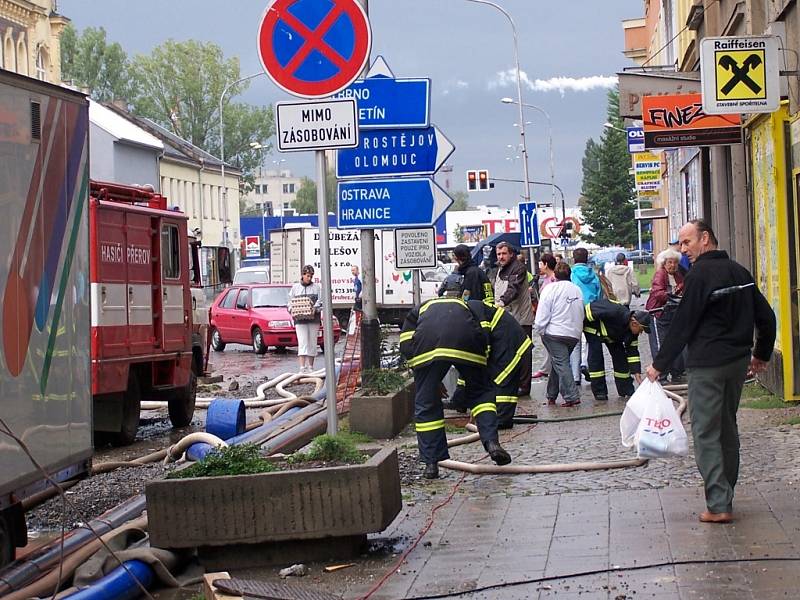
[283,202,290,209]
[16,38,28,75]
[254,184,261,194]
[262,183,268,194]
[35,47,47,81]
[4,37,13,71]
[265,202,274,217]
[283,183,295,194]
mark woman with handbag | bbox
[288,265,323,373]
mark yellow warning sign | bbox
[714,49,766,101]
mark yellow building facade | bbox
[0,0,68,84]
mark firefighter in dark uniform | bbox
[400,277,511,479]
[583,298,651,401]
[451,299,532,428]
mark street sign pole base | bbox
[360,318,381,383]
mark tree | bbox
[129,40,274,180]
[292,171,338,214]
[60,24,132,101]
[579,87,637,247]
[447,190,472,212]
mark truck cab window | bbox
[161,224,181,279]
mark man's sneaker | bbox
[594,394,609,402]
[562,399,581,407]
[423,463,439,479]
[486,440,511,466]
[581,365,591,382]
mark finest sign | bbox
[276,99,359,152]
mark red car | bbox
[209,284,341,354]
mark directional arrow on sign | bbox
[337,178,453,229]
[337,125,455,179]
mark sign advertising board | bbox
[627,126,645,153]
[394,228,437,269]
[333,77,430,129]
[517,202,540,247]
[336,125,454,179]
[700,36,780,114]
[257,0,371,98]
[642,93,741,148]
[633,152,662,197]
[245,235,261,258]
[276,99,359,152]
[337,177,453,229]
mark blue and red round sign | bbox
[258,0,371,99]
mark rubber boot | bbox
[423,463,439,479]
[485,440,511,466]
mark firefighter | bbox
[583,298,651,402]
[467,299,532,429]
[400,275,511,479]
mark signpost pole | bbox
[315,150,338,434]
[412,270,421,308]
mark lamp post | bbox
[604,122,642,255]
[465,0,530,208]
[502,98,559,222]
[219,72,264,251]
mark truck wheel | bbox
[252,327,268,355]
[0,513,14,569]
[112,376,140,446]
[211,327,226,351]
[169,369,197,428]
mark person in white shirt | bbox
[605,253,640,306]
[534,262,585,407]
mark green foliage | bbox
[360,368,407,396]
[291,171,338,214]
[290,434,367,464]
[60,24,132,101]
[781,416,800,426]
[167,444,274,479]
[580,87,637,247]
[740,383,796,409]
[448,190,471,212]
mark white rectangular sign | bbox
[700,36,780,114]
[276,99,359,152]
[394,227,437,269]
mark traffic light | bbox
[478,170,489,190]
[467,170,478,191]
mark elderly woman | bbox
[645,248,685,382]
[288,265,323,373]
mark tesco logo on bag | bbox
[645,417,672,430]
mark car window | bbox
[234,270,269,284]
[236,289,250,310]
[220,289,237,309]
[251,287,290,307]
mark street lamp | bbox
[603,122,627,133]
[465,0,531,209]
[502,97,559,222]
[219,72,264,250]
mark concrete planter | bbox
[349,379,415,439]
[145,446,401,550]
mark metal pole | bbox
[412,269,421,308]
[637,196,643,254]
[315,150,338,434]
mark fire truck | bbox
[90,181,203,445]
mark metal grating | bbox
[30,100,41,141]
[213,578,342,600]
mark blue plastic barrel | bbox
[206,398,246,440]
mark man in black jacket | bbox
[401,277,511,479]
[647,220,776,524]
[438,244,494,302]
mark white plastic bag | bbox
[620,379,688,458]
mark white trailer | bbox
[269,226,439,324]
[0,72,92,566]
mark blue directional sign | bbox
[338,178,453,229]
[518,202,540,247]
[334,77,430,129]
[627,126,645,153]
[336,126,454,179]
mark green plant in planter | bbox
[360,368,407,396]
[167,443,274,479]
[289,433,368,465]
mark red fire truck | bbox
[90,181,201,445]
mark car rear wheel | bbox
[211,327,226,351]
[252,327,268,355]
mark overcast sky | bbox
[60,0,641,209]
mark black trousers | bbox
[414,361,499,464]
[585,331,635,399]
[518,325,533,395]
